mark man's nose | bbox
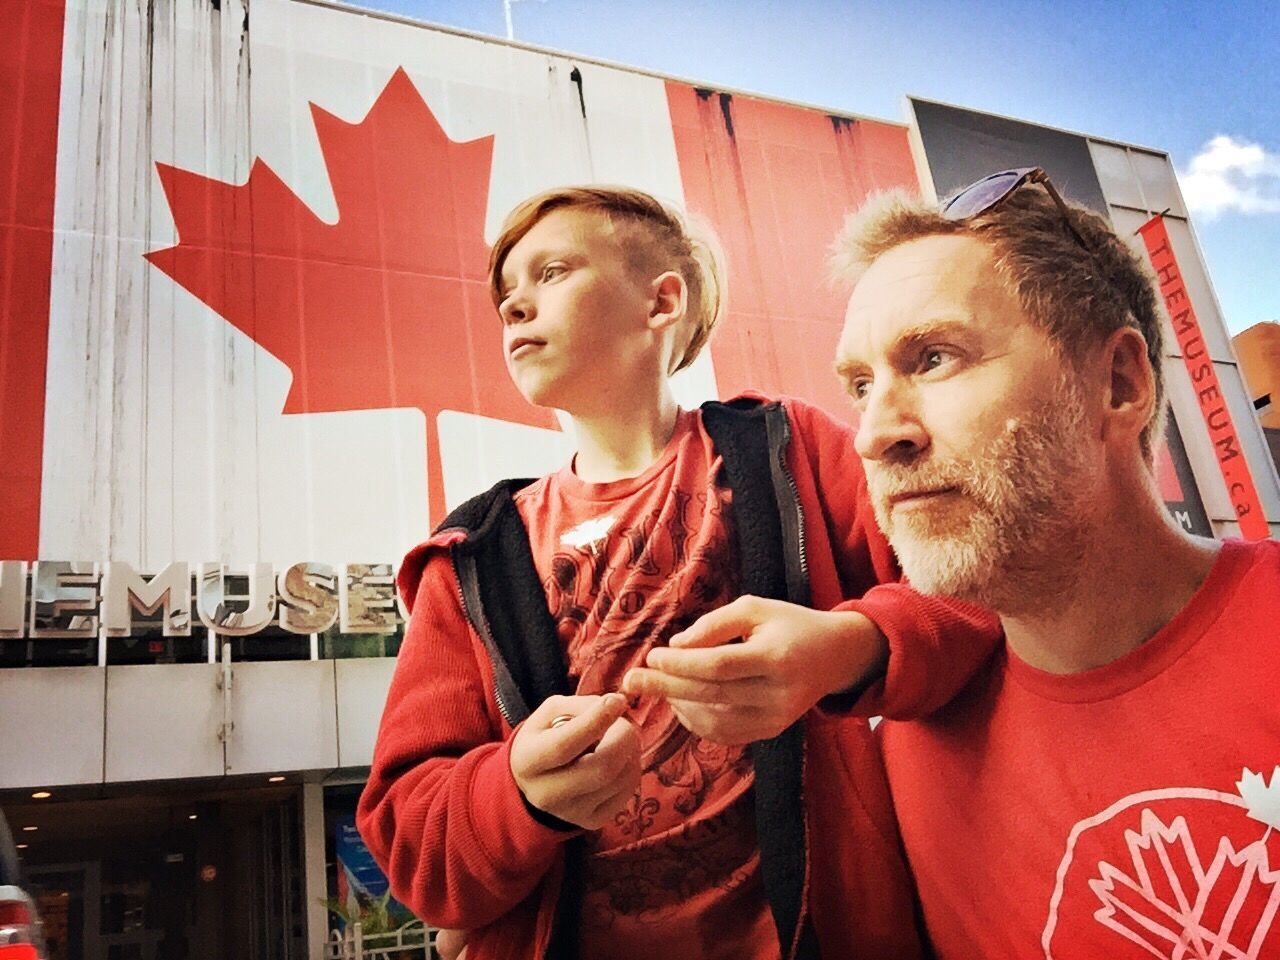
[854,381,929,462]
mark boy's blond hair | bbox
[488,186,724,374]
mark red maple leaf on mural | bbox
[145,67,557,526]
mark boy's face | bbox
[496,208,657,413]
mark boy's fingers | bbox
[644,642,768,682]
[537,693,627,769]
[669,597,766,649]
[579,716,641,779]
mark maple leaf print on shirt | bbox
[1043,772,1280,959]
[145,67,558,524]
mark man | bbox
[626,170,1280,958]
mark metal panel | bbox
[334,657,398,768]
[1129,149,1188,219]
[0,667,105,788]
[1088,141,1146,211]
[1088,143,1188,220]
[226,660,338,775]
[105,663,223,782]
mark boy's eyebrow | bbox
[499,244,578,292]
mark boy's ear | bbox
[647,271,688,332]
[1100,326,1155,445]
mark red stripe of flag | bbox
[0,0,66,560]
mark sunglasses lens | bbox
[942,171,1028,220]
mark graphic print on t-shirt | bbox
[1042,767,1280,959]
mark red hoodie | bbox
[357,396,999,959]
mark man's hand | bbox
[622,596,888,745]
[509,693,641,830]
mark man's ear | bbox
[1101,326,1156,444]
[647,271,688,332]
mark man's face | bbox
[835,234,1101,607]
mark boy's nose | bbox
[500,293,533,325]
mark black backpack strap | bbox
[701,399,819,960]
[441,479,585,960]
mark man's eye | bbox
[920,348,954,371]
[850,378,872,401]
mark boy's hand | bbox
[434,928,468,960]
[621,596,888,745]
[510,693,642,830]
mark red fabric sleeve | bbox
[833,588,1001,718]
[356,549,577,928]
[782,397,1003,720]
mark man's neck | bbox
[569,389,681,483]
[1000,504,1220,675]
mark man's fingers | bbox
[669,595,768,649]
[536,693,628,769]
[667,698,774,746]
[623,667,768,706]
[644,641,771,682]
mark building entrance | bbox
[8,785,306,960]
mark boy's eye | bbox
[540,263,567,282]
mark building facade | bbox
[3,1,1279,957]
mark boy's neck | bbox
[570,390,681,483]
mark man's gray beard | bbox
[869,376,1097,614]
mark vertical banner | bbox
[1139,216,1269,539]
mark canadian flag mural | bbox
[0,0,917,568]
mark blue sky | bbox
[350,0,1279,335]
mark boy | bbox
[356,186,998,960]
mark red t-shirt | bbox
[881,538,1280,959]
[515,409,777,960]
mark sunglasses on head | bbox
[941,167,1137,320]
[941,166,1097,256]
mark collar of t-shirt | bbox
[1002,539,1249,704]
[556,408,698,503]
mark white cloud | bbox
[1178,135,1280,219]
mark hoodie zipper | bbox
[768,407,811,607]
[452,552,519,727]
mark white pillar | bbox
[301,782,330,960]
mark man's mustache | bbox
[869,459,977,506]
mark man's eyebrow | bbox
[833,356,869,384]
[889,317,978,350]
[834,316,980,383]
